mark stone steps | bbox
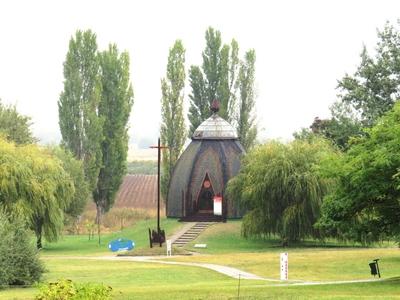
[172,222,215,247]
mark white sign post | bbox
[213,196,222,216]
[166,239,172,256]
[280,252,288,280]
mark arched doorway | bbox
[197,174,214,214]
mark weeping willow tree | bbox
[227,138,337,243]
[0,138,74,248]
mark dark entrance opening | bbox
[197,174,214,214]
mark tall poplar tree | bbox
[188,28,239,135]
[160,40,186,198]
[58,30,103,192]
[93,44,134,226]
[237,50,257,151]
[187,27,257,149]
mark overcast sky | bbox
[1,0,400,149]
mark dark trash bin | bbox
[369,259,381,278]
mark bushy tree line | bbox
[0,210,45,287]
[227,138,337,243]
[0,137,87,248]
[232,21,400,245]
[317,103,400,244]
[0,101,88,286]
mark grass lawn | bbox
[41,217,182,256]
[171,221,400,281]
[1,258,399,299]
[1,218,399,299]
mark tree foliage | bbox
[236,49,257,151]
[295,101,363,150]
[0,210,45,286]
[58,29,103,191]
[338,21,400,126]
[227,139,336,243]
[59,31,134,231]
[160,40,186,197]
[0,138,74,248]
[50,146,89,219]
[187,27,257,149]
[188,28,240,135]
[93,44,134,217]
[317,102,400,244]
[0,99,36,144]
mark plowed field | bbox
[86,175,163,210]
[114,174,160,209]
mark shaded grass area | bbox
[42,218,183,256]
[1,258,399,299]
[185,221,397,254]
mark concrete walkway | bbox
[96,255,267,280]
[52,255,383,285]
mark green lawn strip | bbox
[0,258,242,300]
[167,248,400,281]
[41,218,183,256]
[1,258,399,299]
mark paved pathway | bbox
[51,255,382,285]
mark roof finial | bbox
[211,99,220,114]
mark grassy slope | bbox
[169,221,400,281]
[41,217,181,256]
[1,218,400,299]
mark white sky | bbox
[1,0,400,149]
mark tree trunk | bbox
[35,217,43,249]
[37,234,42,250]
[96,203,102,245]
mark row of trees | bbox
[230,21,400,245]
[0,100,88,249]
[1,28,133,252]
[160,27,258,196]
[58,30,134,237]
[0,101,88,285]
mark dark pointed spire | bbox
[211,99,220,113]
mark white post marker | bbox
[280,252,288,280]
[166,239,172,256]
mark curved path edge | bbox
[46,255,384,286]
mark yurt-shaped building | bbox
[167,101,245,220]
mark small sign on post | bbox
[213,195,222,216]
[280,252,288,280]
[166,239,172,256]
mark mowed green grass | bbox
[41,217,182,256]
[171,221,400,281]
[1,258,399,299]
[1,218,400,299]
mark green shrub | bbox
[35,279,113,300]
[0,211,45,287]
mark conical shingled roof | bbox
[167,109,244,219]
[192,113,238,140]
